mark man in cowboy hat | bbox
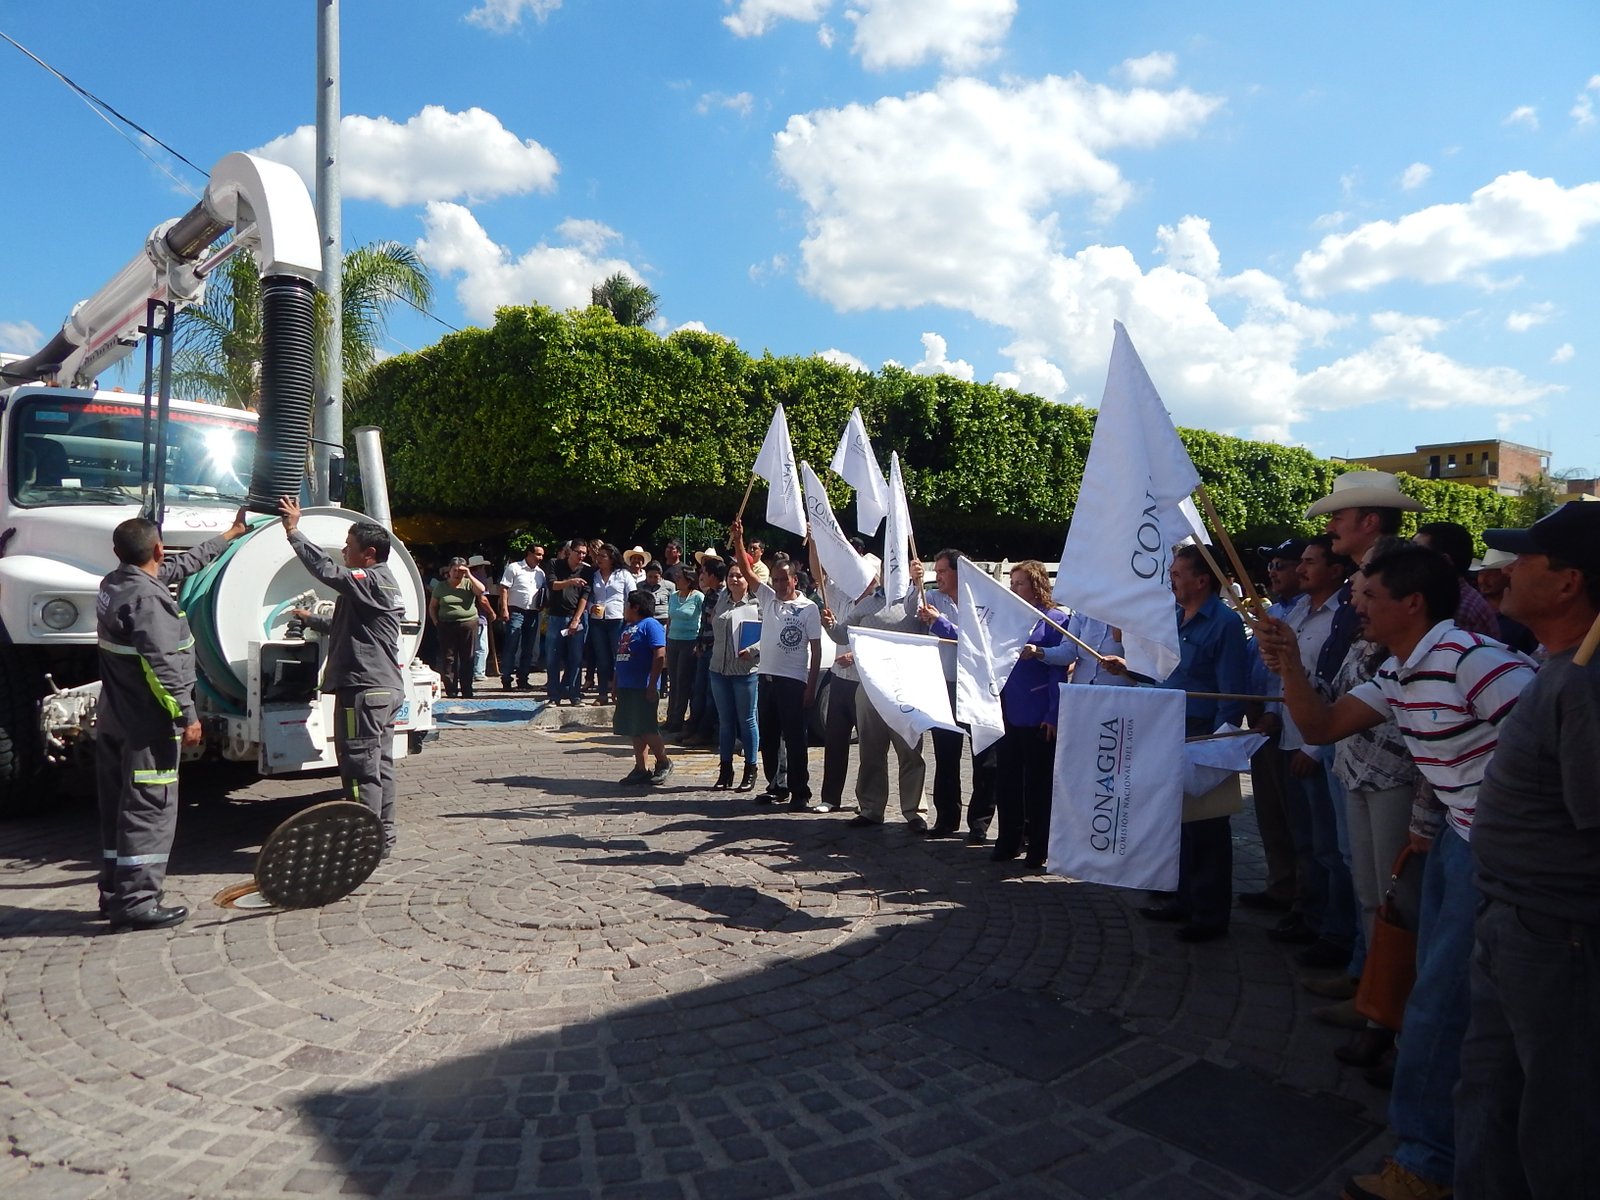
[622,545,649,579]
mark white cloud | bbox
[255,106,558,206]
[416,203,643,323]
[1400,162,1432,191]
[748,253,789,283]
[697,91,755,117]
[897,332,975,381]
[1116,52,1177,86]
[1574,95,1597,128]
[1551,342,1576,364]
[673,320,711,334]
[817,22,835,48]
[1502,105,1539,130]
[816,347,868,371]
[992,348,1068,400]
[1311,210,1348,231]
[1505,302,1555,332]
[845,0,1016,71]
[466,0,561,30]
[1495,410,1534,435]
[0,320,44,354]
[775,74,1223,314]
[723,0,830,38]
[1294,171,1600,296]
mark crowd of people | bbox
[396,471,1600,1200]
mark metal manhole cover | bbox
[256,800,383,908]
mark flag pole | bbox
[1194,484,1269,622]
[1574,611,1600,667]
[734,473,758,521]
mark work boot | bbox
[1342,1158,1451,1200]
[109,904,188,933]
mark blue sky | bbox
[2,1,1596,474]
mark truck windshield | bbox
[9,395,258,508]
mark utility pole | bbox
[313,0,342,505]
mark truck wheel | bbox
[0,647,47,818]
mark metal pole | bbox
[313,0,342,506]
[352,426,392,531]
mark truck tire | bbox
[0,647,47,818]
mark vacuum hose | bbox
[246,274,317,513]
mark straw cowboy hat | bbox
[1469,548,1516,572]
[693,547,725,566]
[622,545,648,567]
[1304,471,1425,519]
[466,554,491,569]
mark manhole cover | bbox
[256,800,383,908]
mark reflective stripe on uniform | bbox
[132,768,179,784]
[103,849,117,859]
[99,638,184,720]
[116,853,169,866]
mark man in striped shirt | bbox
[1257,544,1536,1200]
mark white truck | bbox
[0,153,438,817]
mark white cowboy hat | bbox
[1304,471,1425,519]
[622,545,648,566]
[465,554,490,568]
[1469,548,1516,572]
[693,547,725,566]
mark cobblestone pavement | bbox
[2,717,1392,1198]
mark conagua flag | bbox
[752,404,807,537]
[881,452,915,603]
[800,460,877,601]
[829,407,889,535]
[850,627,960,748]
[955,557,1045,754]
[1047,684,1186,891]
[1054,321,1201,682]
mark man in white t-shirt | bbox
[731,518,821,808]
[499,544,546,690]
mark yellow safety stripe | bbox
[99,639,183,721]
[132,768,179,785]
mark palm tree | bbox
[174,240,433,408]
[589,271,659,327]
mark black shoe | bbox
[1023,856,1046,869]
[754,787,787,805]
[1266,914,1319,944]
[788,797,810,810]
[1363,1060,1394,1090]
[966,829,989,845]
[619,767,652,786]
[989,845,1021,862]
[1295,939,1353,971]
[735,766,760,793]
[517,678,532,690]
[1237,890,1292,912]
[1138,904,1189,923]
[109,904,188,933]
[650,760,674,786]
[713,763,735,790]
[1334,1027,1395,1068]
[1176,924,1227,943]
[847,815,882,828]
[926,825,959,839]
[501,677,514,690]
[906,817,929,833]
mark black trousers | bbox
[758,675,810,802]
[819,676,859,807]
[994,722,1053,859]
[333,686,401,850]
[437,618,476,697]
[932,681,997,834]
[1178,815,1233,931]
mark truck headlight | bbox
[40,598,79,630]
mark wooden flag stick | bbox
[1185,728,1266,744]
[734,473,758,521]
[1574,611,1600,667]
[1195,484,1270,623]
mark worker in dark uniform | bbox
[96,508,248,931]
[278,498,406,855]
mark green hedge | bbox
[350,304,1520,558]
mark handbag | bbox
[1354,845,1421,1030]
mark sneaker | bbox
[619,767,651,786]
[650,760,674,785]
[1342,1158,1452,1200]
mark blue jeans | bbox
[589,617,622,697]
[1326,771,1368,975]
[1455,897,1600,1199]
[709,671,758,766]
[501,609,538,683]
[1291,760,1358,949]
[544,613,587,702]
[1391,826,1476,1186]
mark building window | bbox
[1428,455,1440,478]
[1447,454,1457,469]
[1466,452,1474,465]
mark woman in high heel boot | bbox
[708,562,759,791]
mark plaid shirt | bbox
[1330,639,1418,793]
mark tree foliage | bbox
[589,272,659,327]
[352,303,1523,557]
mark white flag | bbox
[850,627,960,747]
[828,407,889,535]
[881,452,915,603]
[1054,321,1200,682]
[800,460,877,601]
[752,404,806,537]
[955,558,1044,754]
[1047,684,1186,891]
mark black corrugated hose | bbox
[247,274,317,513]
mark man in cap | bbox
[1455,503,1600,1198]
[95,508,250,931]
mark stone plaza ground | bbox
[2,709,1393,1198]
